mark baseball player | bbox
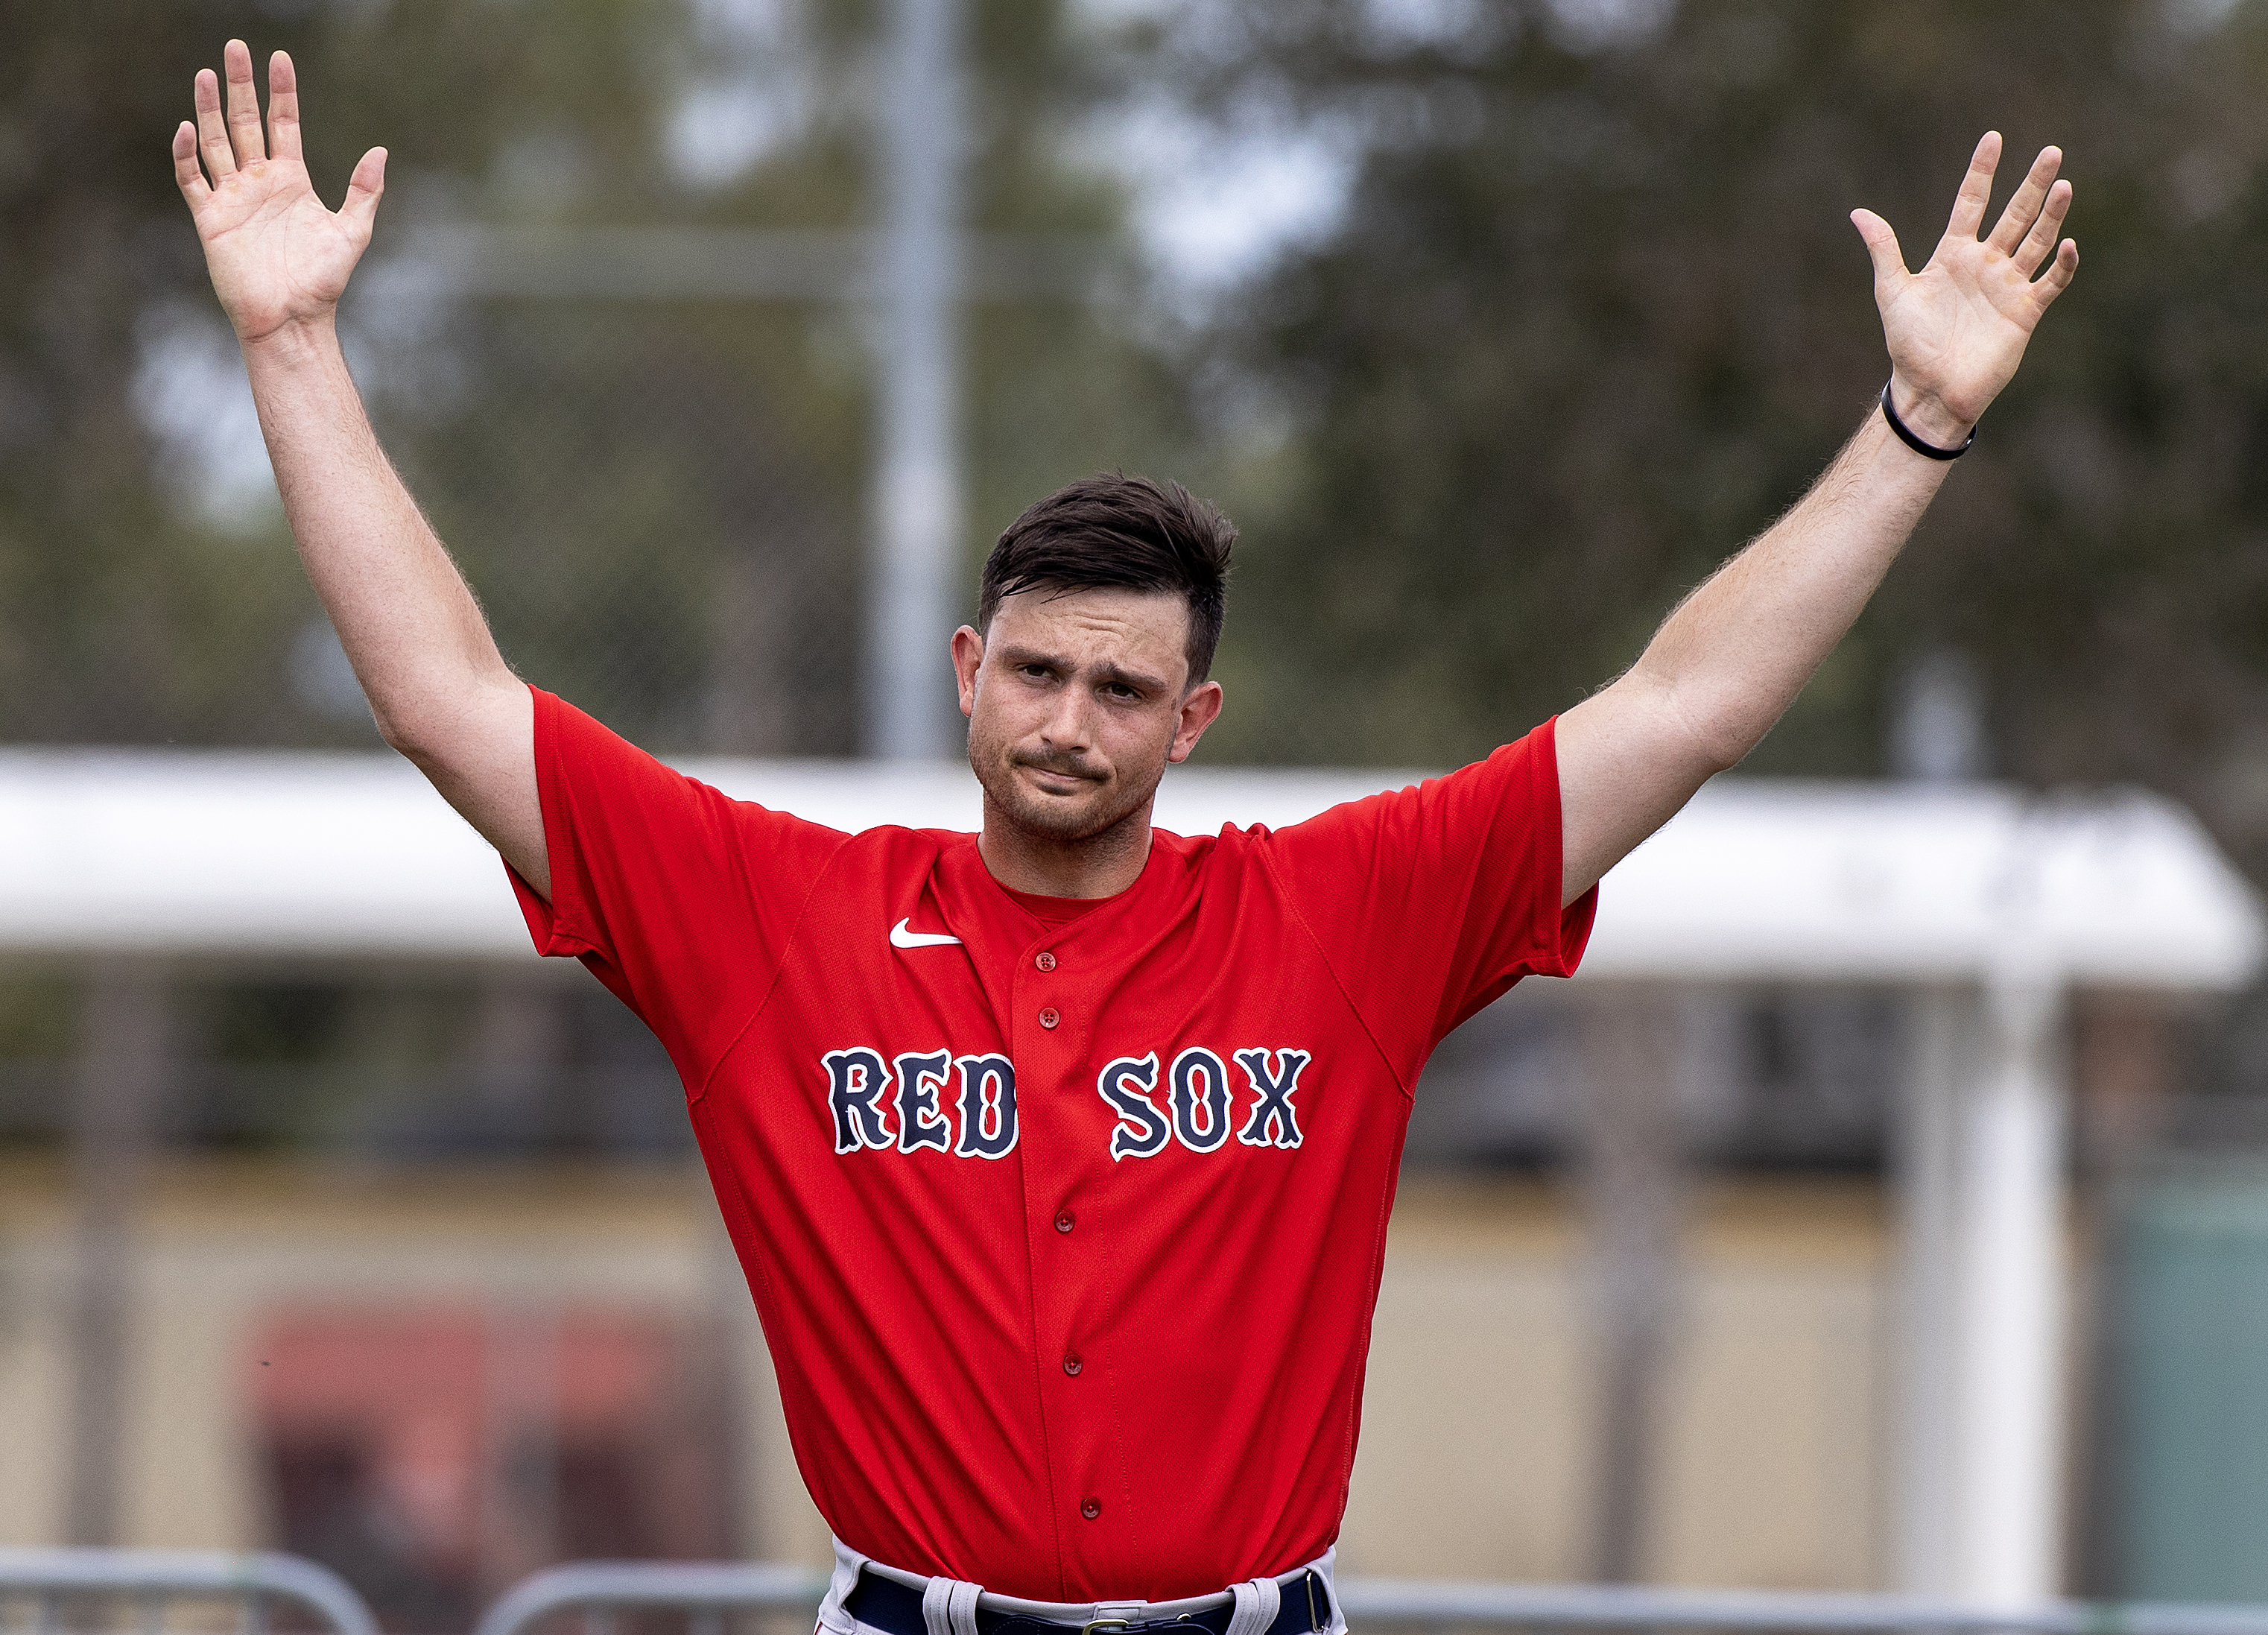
[172,37,2076,1635]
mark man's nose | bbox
[1038,686,1095,750]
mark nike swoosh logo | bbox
[890,918,963,950]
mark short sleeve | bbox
[1261,715,1596,1085]
[507,686,849,1092]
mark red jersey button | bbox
[1038,1007,1060,1029]
[1054,1211,1074,1233]
[1080,1499,1101,1520]
[1036,951,1057,972]
[1063,1354,1083,1376]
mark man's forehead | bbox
[988,584,1189,642]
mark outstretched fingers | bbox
[1945,131,2003,239]
[193,67,236,180]
[340,148,389,235]
[1988,146,2063,256]
[223,39,266,167]
[1850,208,1907,300]
[265,50,302,162]
[172,121,210,206]
[2012,177,2073,276]
[2032,238,2079,310]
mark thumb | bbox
[1850,208,1906,298]
[340,146,387,231]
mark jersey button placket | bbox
[1018,936,1092,1534]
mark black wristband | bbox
[1880,379,1974,460]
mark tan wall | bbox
[0,1156,822,1572]
[0,1158,1890,1590]
[1343,1178,1887,1589]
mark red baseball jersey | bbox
[508,686,1594,1601]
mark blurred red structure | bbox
[250,1306,734,1631]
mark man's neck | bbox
[978,797,1155,899]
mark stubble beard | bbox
[967,732,1160,847]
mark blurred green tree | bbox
[0,0,1194,754]
[0,0,694,744]
[1176,0,2268,875]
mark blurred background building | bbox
[15,0,2268,1623]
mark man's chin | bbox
[1000,788,1120,842]
[968,745,1159,845]
[980,771,1144,844]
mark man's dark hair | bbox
[978,473,1235,685]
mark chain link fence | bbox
[116,272,872,759]
[25,203,1150,763]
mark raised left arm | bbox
[1556,131,2077,906]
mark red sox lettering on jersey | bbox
[824,1043,1311,1160]
[509,687,1594,1606]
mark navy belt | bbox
[843,1568,1334,1635]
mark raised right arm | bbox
[174,41,548,896]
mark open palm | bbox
[173,40,386,345]
[1852,133,2078,438]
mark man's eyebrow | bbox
[994,645,1171,694]
[992,642,1066,671]
[1092,662,1171,693]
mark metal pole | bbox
[867,0,966,760]
[63,960,171,1548]
[1577,988,1686,1583]
[1953,953,2066,1605]
[1894,987,1968,1594]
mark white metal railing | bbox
[0,1549,378,1635]
[1334,1581,2268,1634]
[25,1554,2268,1635]
[471,1563,827,1635]
[466,1562,2268,1635]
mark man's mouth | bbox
[1016,758,1102,789]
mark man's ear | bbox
[1168,679,1224,764]
[951,625,984,718]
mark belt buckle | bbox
[1081,1620,1133,1635]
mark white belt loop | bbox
[921,1577,984,1635]
[948,1580,983,1635]
[1224,1578,1280,1635]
